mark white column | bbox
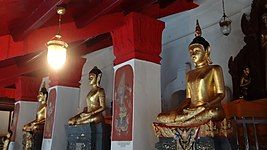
[42,86,80,150]
[111,59,161,150]
[12,101,38,150]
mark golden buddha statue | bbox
[23,84,48,132]
[68,66,106,125]
[2,132,11,150]
[156,20,226,127]
[239,66,251,99]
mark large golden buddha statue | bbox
[153,20,232,150]
[23,84,48,132]
[68,66,106,125]
[156,21,225,127]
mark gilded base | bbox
[153,119,232,150]
[153,118,232,138]
[65,122,111,150]
[22,124,44,150]
[155,136,231,150]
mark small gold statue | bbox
[239,66,251,99]
[156,20,226,127]
[22,132,33,150]
[68,66,106,125]
[23,83,48,132]
[2,132,11,150]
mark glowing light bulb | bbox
[47,35,68,70]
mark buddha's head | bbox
[89,66,102,87]
[189,20,212,66]
[37,83,48,103]
[6,132,11,138]
[243,66,250,76]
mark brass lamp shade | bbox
[46,35,68,70]
[219,15,232,36]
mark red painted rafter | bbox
[142,0,198,18]
[9,0,70,42]
[120,0,155,14]
[0,13,124,87]
[0,78,18,89]
[0,34,113,88]
[74,0,124,28]
[0,88,15,99]
[0,98,15,111]
[0,0,198,88]
[0,58,44,87]
[0,1,197,62]
[78,33,113,55]
[0,13,125,62]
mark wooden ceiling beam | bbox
[0,13,125,62]
[142,0,198,18]
[0,88,15,99]
[0,13,124,87]
[9,0,70,42]
[78,33,113,55]
[0,98,15,111]
[0,56,45,87]
[74,0,124,28]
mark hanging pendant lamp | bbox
[47,6,68,70]
[219,0,232,36]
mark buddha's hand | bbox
[157,112,177,123]
[183,106,205,114]
[33,125,38,130]
[80,112,91,118]
[28,123,35,129]
[68,117,78,125]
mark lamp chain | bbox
[222,0,226,16]
[57,13,62,36]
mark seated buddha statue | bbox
[239,66,251,99]
[156,20,226,127]
[23,84,48,132]
[68,66,106,125]
[2,132,11,150]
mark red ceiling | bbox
[0,0,198,105]
[0,0,40,35]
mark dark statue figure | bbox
[228,0,267,100]
[239,67,251,99]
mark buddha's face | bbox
[243,67,250,76]
[89,73,97,85]
[189,45,206,64]
[6,133,10,138]
[37,92,44,102]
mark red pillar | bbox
[49,57,86,87]
[15,76,42,101]
[112,12,164,65]
[110,12,164,150]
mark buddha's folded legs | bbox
[23,119,45,132]
[174,107,205,122]
[77,115,103,124]
[68,113,82,125]
[166,108,224,127]
[68,113,103,125]
[156,111,177,124]
[157,107,205,124]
